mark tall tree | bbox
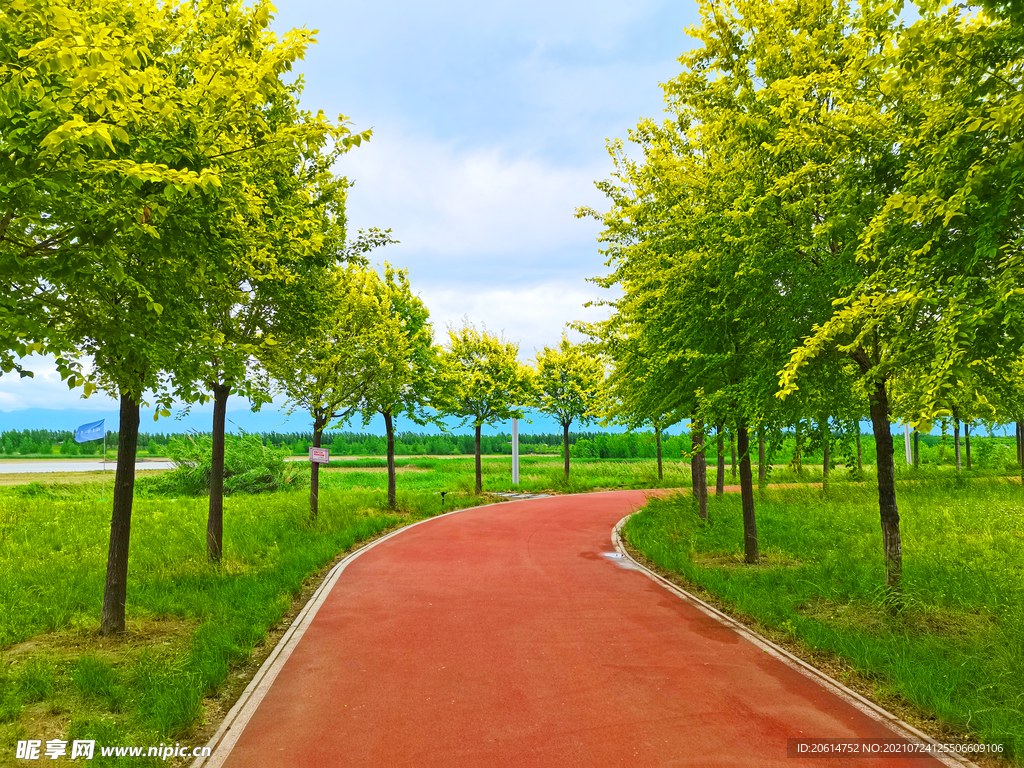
[534,336,605,479]
[173,144,355,560]
[31,0,345,633]
[779,0,1024,598]
[269,263,398,519]
[435,321,535,494]
[351,264,438,509]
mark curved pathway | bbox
[201,491,958,767]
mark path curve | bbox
[199,490,963,767]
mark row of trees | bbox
[576,0,1024,601]
[1,0,370,634]
[268,266,608,506]
[11,419,1022,463]
[0,0,608,634]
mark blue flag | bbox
[74,419,105,443]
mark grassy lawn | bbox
[316,454,692,495]
[1,457,1021,765]
[0,481,493,766]
[623,474,1024,764]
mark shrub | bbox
[144,433,305,496]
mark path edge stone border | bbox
[191,492,986,768]
[611,513,979,768]
[191,501,489,768]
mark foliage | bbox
[435,321,536,430]
[269,264,398,437]
[580,0,1024,591]
[534,335,606,475]
[351,263,437,427]
[534,336,605,429]
[434,320,536,492]
[142,434,303,497]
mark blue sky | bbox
[0,0,703,432]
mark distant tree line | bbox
[5,427,1021,472]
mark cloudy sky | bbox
[0,0,702,428]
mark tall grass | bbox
[624,478,1024,762]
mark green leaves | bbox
[435,320,535,428]
[534,336,605,429]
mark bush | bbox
[981,443,1018,471]
[570,438,599,458]
[143,433,305,496]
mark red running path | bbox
[207,490,952,767]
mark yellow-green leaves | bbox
[436,320,535,429]
[534,336,605,429]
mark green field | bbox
[624,474,1024,764]
[1,456,1022,765]
[0,455,679,766]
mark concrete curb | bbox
[191,500,494,768]
[611,513,980,768]
[193,491,987,768]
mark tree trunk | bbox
[953,412,962,473]
[691,417,707,520]
[207,381,230,562]
[1018,420,1023,485]
[385,411,397,509]
[737,422,758,564]
[965,422,972,469]
[100,393,140,635]
[821,418,830,490]
[758,430,766,486]
[716,422,724,496]
[868,378,902,602]
[793,421,803,475]
[310,416,325,521]
[913,430,919,468]
[475,424,483,494]
[856,431,862,472]
[1016,421,1023,480]
[655,425,663,481]
[563,421,571,479]
[730,431,737,478]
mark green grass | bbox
[623,476,1024,763]
[319,454,693,495]
[2,456,1022,764]
[0,483,487,765]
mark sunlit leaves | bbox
[534,336,605,430]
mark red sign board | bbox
[309,447,330,464]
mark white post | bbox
[512,418,519,485]
[904,424,912,465]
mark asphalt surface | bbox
[209,490,950,767]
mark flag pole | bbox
[103,431,107,498]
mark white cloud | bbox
[418,280,618,359]
[339,130,608,273]
[0,358,109,412]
